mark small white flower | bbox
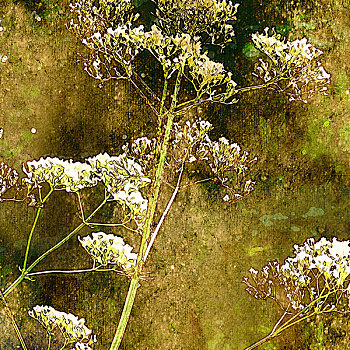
[222,194,230,202]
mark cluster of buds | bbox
[251,27,331,102]
[79,231,138,273]
[67,0,143,80]
[154,0,239,47]
[170,118,256,202]
[122,137,157,176]
[0,162,20,199]
[28,305,96,349]
[243,237,350,318]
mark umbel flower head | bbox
[67,0,239,103]
[28,305,96,349]
[22,157,98,192]
[170,118,256,202]
[251,27,331,102]
[79,231,138,273]
[243,237,350,313]
[86,152,150,225]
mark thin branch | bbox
[144,159,185,262]
[0,290,28,350]
[27,267,100,276]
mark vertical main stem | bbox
[109,278,139,350]
[109,67,183,350]
[109,111,175,350]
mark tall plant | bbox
[0,0,330,349]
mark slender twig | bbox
[3,196,109,297]
[22,188,53,272]
[27,267,100,276]
[26,265,132,277]
[179,177,213,190]
[76,192,85,221]
[144,163,185,262]
[0,290,28,350]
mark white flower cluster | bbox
[244,237,350,314]
[79,231,138,272]
[86,153,150,224]
[142,25,201,73]
[21,153,150,223]
[187,52,237,102]
[29,305,96,349]
[251,28,331,103]
[68,0,143,80]
[141,24,237,102]
[207,137,256,202]
[209,137,243,177]
[67,0,238,103]
[282,237,350,288]
[154,0,239,47]
[23,157,98,192]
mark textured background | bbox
[0,0,349,349]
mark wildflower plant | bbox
[0,0,332,349]
[243,237,350,349]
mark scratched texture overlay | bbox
[0,0,349,349]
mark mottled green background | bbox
[0,0,349,349]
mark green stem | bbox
[3,197,108,297]
[110,278,139,350]
[47,333,52,350]
[22,188,53,272]
[316,318,325,349]
[109,68,184,350]
[59,341,67,350]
